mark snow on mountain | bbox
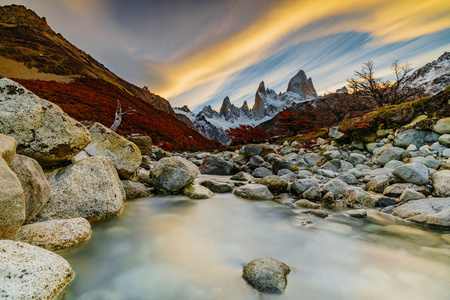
[408,52,450,95]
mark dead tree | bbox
[110,99,135,131]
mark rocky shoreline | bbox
[1,77,449,298]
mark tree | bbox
[110,99,135,131]
[277,109,299,136]
[225,125,268,144]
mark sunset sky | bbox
[2,0,450,111]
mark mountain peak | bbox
[287,69,317,98]
[0,5,52,32]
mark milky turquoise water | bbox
[61,177,450,300]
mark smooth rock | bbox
[84,122,142,179]
[432,170,450,197]
[322,178,349,195]
[383,183,431,197]
[201,180,234,193]
[344,187,376,208]
[121,180,151,199]
[256,175,288,195]
[399,188,426,202]
[234,184,274,200]
[376,147,405,166]
[252,167,274,178]
[0,133,17,166]
[199,156,234,175]
[17,218,92,251]
[0,78,91,167]
[152,156,199,193]
[394,129,439,148]
[302,186,322,201]
[384,160,404,169]
[126,133,152,155]
[294,199,321,209]
[242,258,290,294]
[393,163,429,185]
[183,184,214,199]
[438,134,450,146]
[367,175,391,193]
[291,179,320,196]
[231,171,254,181]
[37,156,125,221]
[0,240,74,299]
[410,157,441,169]
[433,117,450,134]
[345,209,367,218]
[0,156,25,240]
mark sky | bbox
[1,0,449,112]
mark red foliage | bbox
[276,109,320,136]
[14,78,221,152]
[225,125,268,145]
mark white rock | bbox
[0,133,17,166]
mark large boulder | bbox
[433,117,450,134]
[256,175,288,195]
[234,184,274,200]
[17,218,92,251]
[393,163,429,185]
[394,129,439,148]
[343,187,376,208]
[84,122,142,179]
[0,78,91,168]
[0,240,74,299]
[382,198,450,228]
[432,170,450,197]
[200,180,234,193]
[10,154,51,222]
[36,156,125,222]
[126,133,153,155]
[199,156,234,175]
[152,156,199,193]
[0,133,17,166]
[242,257,291,294]
[0,156,25,240]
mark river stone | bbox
[137,168,151,184]
[410,157,441,169]
[126,133,152,155]
[234,184,274,200]
[0,240,74,299]
[247,155,265,169]
[329,126,345,140]
[337,173,359,185]
[322,178,349,195]
[0,156,25,240]
[231,171,254,181]
[432,170,450,197]
[200,180,234,193]
[17,218,92,251]
[255,175,288,195]
[0,78,91,168]
[84,122,142,179]
[394,129,440,148]
[348,153,366,165]
[252,167,274,178]
[376,147,405,166]
[199,156,234,175]
[291,179,320,196]
[121,180,151,200]
[439,134,450,146]
[384,160,404,169]
[345,209,367,218]
[183,184,214,199]
[302,186,322,201]
[241,144,262,158]
[367,175,391,193]
[0,133,17,166]
[393,163,429,185]
[383,183,431,197]
[242,257,291,294]
[271,158,296,174]
[344,187,376,208]
[399,188,426,202]
[152,156,199,193]
[294,199,321,209]
[433,117,450,134]
[10,154,51,222]
[298,209,331,218]
[382,198,450,228]
[37,156,125,222]
[379,225,440,246]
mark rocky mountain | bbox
[0,5,220,151]
[407,52,450,95]
[184,69,317,143]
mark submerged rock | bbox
[200,180,233,193]
[0,240,74,299]
[234,184,274,200]
[17,218,92,251]
[242,257,291,294]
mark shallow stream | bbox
[61,176,450,300]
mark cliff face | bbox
[0,5,175,116]
[287,70,317,99]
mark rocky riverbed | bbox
[1,77,450,299]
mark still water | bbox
[61,177,450,300]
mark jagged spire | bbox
[287,69,317,99]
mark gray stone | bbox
[376,147,405,166]
[429,142,448,152]
[344,187,376,208]
[256,175,288,195]
[351,140,365,150]
[242,258,290,294]
[71,150,89,163]
[17,218,92,251]
[232,154,248,165]
[399,188,426,202]
[438,134,450,146]
[302,186,322,201]
[317,169,336,178]
[0,240,74,299]
[433,117,450,134]
[410,157,441,169]
[0,78,91,168]
[277,169,294,176]
[271,158,296,174]
[291,179,320,196]
[348,153,366,165]
[294,199,321,209]
[345,209,367,218]
[443,149,450,158]
[137,168,151,184]
[10,154,50,223]
[231,171,254,181]
[393,163,429,185]
[297,170,313,178]
[298,209,331,218]
[241,144,262,158]
[384,160,404,169]
[37,156,125,222]
[329,126,345,140]
[153,156,199,193]
[366,143,384,153]
[394,129,440,148]
[201,180,234,193]
[183,184,214,199]
[432,170,450,197]
[0,156,25,240]
[337,173,359,185]
[247,155,265,169]
[252,167,274,178]
[383,183,431,197]
[0,133,17,166]
[234,184,274,200]
[199,156,234,175]
[280,173,297,183]
[322,179,349,195]
[121,180,152,199]
[367,175,391,193]
[84,122,142,179]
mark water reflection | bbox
[61,188,450,300]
